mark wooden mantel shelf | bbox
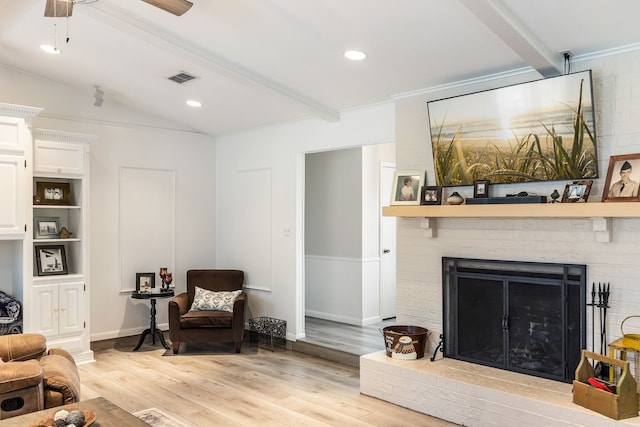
[382,202,640,218]
[383,202,640,242]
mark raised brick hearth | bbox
[360,351,640,426]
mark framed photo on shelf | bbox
[35,181,71,205]
[390,171,425,206]
[473,180,490,198]
[561,180,593,203]
[136,273,155,294]
[602,154,640,202]
[35,245,68,276]
[420,186,442,205]
[34,216,60,239]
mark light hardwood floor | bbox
[78,334,458,426]
[302,317,396,355]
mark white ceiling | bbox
[1,0,639,137]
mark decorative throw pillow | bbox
[189,287,242,312]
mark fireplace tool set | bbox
[588,282,611,378]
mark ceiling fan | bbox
[44,0,193,17]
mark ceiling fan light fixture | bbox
[40,44,61,54]
[344,50,366,61]
[186,100,202,107]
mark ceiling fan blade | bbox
[44,0,74,17]
[141,0,193,16]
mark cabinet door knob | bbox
[60,307,66,311]
[57,168,62,173]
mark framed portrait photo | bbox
[390,171,425,206]
[561,180,593,203]
[35,245,68,276]
[602,154,640,202]
[473,180,490,198]
[420,186,442,205]
[136,272,155,294]
[34,216,60,239]
[35,181,72,205]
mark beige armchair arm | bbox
[0,360,43,394]
[0,334,46,362]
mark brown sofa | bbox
[168,269,247,354]
[0,333,81,419]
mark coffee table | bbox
[0,397,148,426]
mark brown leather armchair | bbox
[0,333,81,419]
[168,269,247,354]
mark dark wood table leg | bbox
[133,298,169,350]
[133,328,151,351]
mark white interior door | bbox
[380,163,396,319]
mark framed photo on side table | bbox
[420,186,442,205]
[561,180,593,203]
[136,273,155,294]
[602,154,640,202]
[390,171,425,206]
[35,245,68,276]
[34,216,60,239]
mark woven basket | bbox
[621,315,640,350]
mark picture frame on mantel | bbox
[390,171,424,206]
[420,186,442,205]
[473,180,490,198]
[602,154,640,202]
[561,180,593,203]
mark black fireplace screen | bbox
[443,258,585,383]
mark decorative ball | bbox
[53,420,67,427]
[65,409,86,426]
[54,410,69,421]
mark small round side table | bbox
[131,290,174,351]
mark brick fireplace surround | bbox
[360,215,640,427]
[360,51,640,426]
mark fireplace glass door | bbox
[443,258,585,383]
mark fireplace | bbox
[442,257,586,383]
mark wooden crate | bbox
[573,350,638,420]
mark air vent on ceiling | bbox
[168,72,197,84]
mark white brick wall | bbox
[360,48,640,425]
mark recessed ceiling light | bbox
[40,44,61,54]
[186,100,201,107]
[344,50,366,61]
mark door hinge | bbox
[24,159,27,168]
[25,224,27,232]
[84,321,86,329]
[84,284,86,291]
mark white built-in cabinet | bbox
[0,106,41,239]
[30,129,94,363]
[0,104,93,363]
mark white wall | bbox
[215,103,395,339]
[305,148,362,258]
[0,65,216,340]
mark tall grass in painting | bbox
[431,78,597,186]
